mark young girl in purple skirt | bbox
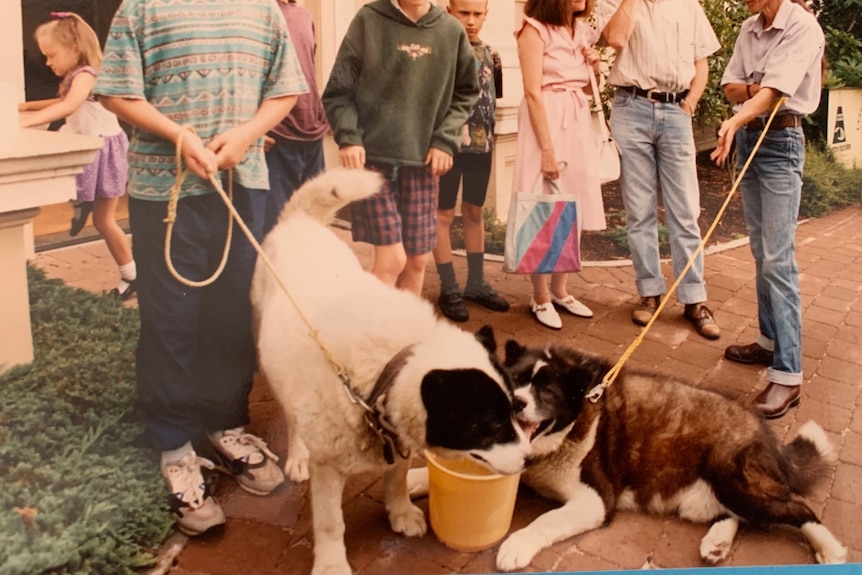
[19,11,136,299]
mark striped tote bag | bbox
[503,172,581,274]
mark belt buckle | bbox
[646,89,660,103]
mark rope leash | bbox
[586,97,789,403]
[164,128,356,397]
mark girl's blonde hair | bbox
[35,12,102,72]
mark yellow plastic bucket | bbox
[425,449,521,552]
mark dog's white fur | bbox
[251,168,530,575]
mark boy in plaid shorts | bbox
[322,0,479,295]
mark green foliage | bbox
[698,0,750,130]
[449,209,508,255]
[810,0,862,39]
[800,142,862,218]
[0,268,174,575]
[598,211,670,254]
[822,26,862,88]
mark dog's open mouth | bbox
[517,417,554,441]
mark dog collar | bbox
[351,344,416,465]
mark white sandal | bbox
[552,295,593,318]
[530,296,562,329]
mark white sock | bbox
[208,426,244,444]
[161,441,193,467]
[118,261,137,282]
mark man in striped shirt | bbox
[596,0,721,340]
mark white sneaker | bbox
[552,295,593,318]
[208,429,285,496]
[530,296,562,329]
[162,450,226,536]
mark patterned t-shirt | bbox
[94,0,307,200]
[461,41,501,154]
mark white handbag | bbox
[589,65,621,184]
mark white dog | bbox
[250,168,532,575]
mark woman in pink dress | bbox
[513,0,605,329]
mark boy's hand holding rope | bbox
[164,127,354,393]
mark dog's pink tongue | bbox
[518,419,539,439]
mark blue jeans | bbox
[610,90,707,303]
[129,182,266,451]
[736,126,805,386]
[263,135,325,237]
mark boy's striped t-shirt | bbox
[95,0,308,200]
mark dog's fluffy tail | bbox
[280,167,383,225]
[783,420,836,495]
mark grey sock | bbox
[436,262,460,294]
[465,252,486,292]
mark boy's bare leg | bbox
[372,243,407,287]
[397,253,429,296]
[461,201,484,254]
[432,208,456,266]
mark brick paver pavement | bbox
[33,205,862,574]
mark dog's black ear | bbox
[564,366,597,403]
[504,340,527,366]
[475,325,496,354]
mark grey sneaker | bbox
[209,430,285,496]
[162,450,226,536]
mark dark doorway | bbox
[21,0,122,101]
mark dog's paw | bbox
[699,517,737,564]
[815,545,847,565]
[388,503,426,538]
[496,528,543,572]
[284,440,310,483]
[407,467,429,499]
[311,559,351,575]
[699,536,732,564]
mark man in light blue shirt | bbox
[711,0,825,419]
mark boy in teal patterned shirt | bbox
[434,0,509,322]
[96,0,307,536]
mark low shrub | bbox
[0,268,173,575]
[801,143,862,218]
[449,209,507,255]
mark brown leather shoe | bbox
[753,382,801,419]
[632,295,661,326]
[683,303,720,340]
[725,342,773,366]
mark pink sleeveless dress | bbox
[512,17,605,231]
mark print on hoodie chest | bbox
[397,42,432,60]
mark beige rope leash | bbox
[164,128,233,288]
[163,128,354,390]
[586,97,790,403]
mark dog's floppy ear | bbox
[474,325,497,354]
[564,366,595,400]
[504,340,527,366]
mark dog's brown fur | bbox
[494,341,847,572]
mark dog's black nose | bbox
[512,397,527,413]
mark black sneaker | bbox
[70,201,94,237]
[438,291,469,322]
[464,283,510,312]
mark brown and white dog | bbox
[494,341,847,571]
[250,168,531,575]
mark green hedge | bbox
[801,143,862,218]
[0,268,173,575]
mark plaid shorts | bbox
[350,162,438,255]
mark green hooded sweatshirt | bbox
[322,0,480,166]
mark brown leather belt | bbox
[745,114,803,131]
[619,86,689,104]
